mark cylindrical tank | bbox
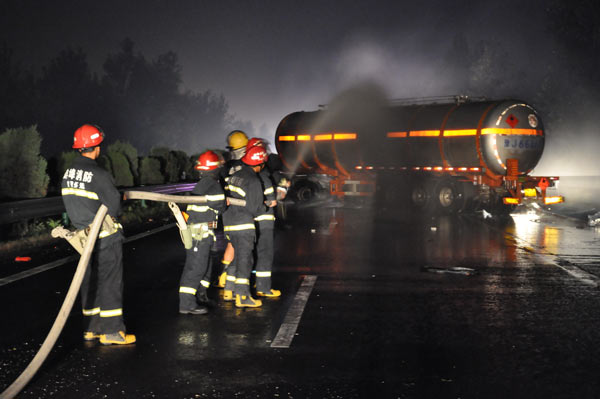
[275,99,545,178]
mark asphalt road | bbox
[1,201,600,398]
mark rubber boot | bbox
[83,331,100,341]
[235,294,262,308]
[100,331,136,345]
[216,271,227,288]
[179,306,208,315]
[196,289,215,307]
[223,274,236,301]
[180,292,209,314]
[224,275,236,292]
[257,288,281,298]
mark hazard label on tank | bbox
[506,114,519,128]
[528,114,538,128]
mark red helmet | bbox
[73,124,104,149]
[246,137,265,150]
[195,150,222,171]
[241,145,267,166]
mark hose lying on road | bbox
[0,205,108,399]
[1,191,244,398]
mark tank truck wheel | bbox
[291,180,319,203]
[410,183,431,211]
[434,179,463,214]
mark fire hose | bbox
[0,191,244,399]
[0,204,108,399]
[124,191,245,248]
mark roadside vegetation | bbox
[0,199,173,255]
[0,126,222,251]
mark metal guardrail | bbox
[0,183,196,225]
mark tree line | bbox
[0,38,232,158]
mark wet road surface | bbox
[2,202,600,398]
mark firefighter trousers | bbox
[80,236,126,334]
[226,231,256,296]
[179,237,213,310]
[255,226,274,293]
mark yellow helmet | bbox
[227,130,249,150]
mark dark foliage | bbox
[0,126,49,199]
[0,38,230,158]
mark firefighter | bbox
[222,145,268,307]
[179,150,227,314]
[224,130,249,167]
[61,124,135,345]
[246,138,281,297]
[216,130,249,293]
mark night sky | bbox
[2,0,598,174]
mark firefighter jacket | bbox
[265,154,285,185]
[226,158,243,177]
[265,153,289,199]
[255,168,276,228]
[222,164,265,233]
[61,155,123,247]
[218,157,242,186]
[186,170,226,225]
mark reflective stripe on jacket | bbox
[222,164,265,233]
[61,155,124,244]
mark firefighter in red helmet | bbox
[61,124,135,345]
[178,150,226,314]
[222,145,268,307]
[247,138,281,297]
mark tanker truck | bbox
[275,96,563,214]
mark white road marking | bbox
[488,217,600,288]
[0,224,176,287]
[468,213,600,288]
[532,252,599,287]
[271,275,317,348]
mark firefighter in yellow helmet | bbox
[226,130,249,162]
[217,130,249,295]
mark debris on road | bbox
[587,211,600,227]
[422,266,476,276]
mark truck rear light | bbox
[544,196,564,205]
[523,188,537,197]
[314,134,332,141]
[387,131,407,138]
[333,133,356,140]
[503,197,520,205]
